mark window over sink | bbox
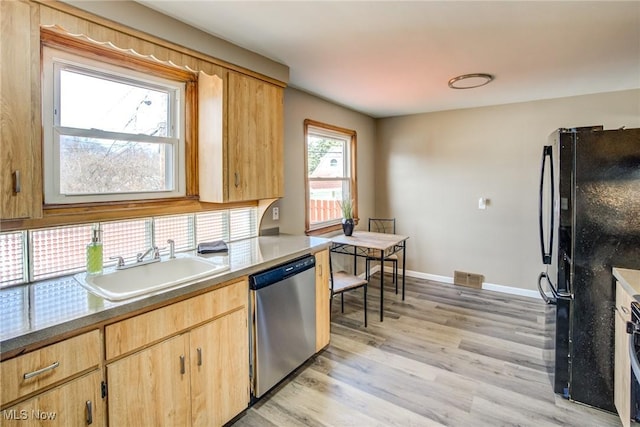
[41,33,195,205]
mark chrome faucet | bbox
[109,246,161,271]
[136,246,160,263]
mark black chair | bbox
[366,218,399,294]
[329,252,367,327]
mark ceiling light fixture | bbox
[448,73,494,89]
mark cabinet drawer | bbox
[105,279,247,360]
[2,370,105,427]
[1,330,101,407]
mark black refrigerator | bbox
[538,126,640,412]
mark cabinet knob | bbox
[86,400,93,425]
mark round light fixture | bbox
[448,73,494,89]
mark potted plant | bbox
[338,198,355,236]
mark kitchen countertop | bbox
[0,235,330,356]
[613,267,640,298]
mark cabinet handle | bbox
[621,306,630,314]
[197,347,203,366]
[23,361,60,380]
[86,400,93,425]
[234,172,240,188]
[180,355,185,375]
[13,170,21,194]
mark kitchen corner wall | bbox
[277,88,377,235]
[376,89,640,292]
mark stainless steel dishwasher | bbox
[249,255,316,398]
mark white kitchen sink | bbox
[74,255,229,301]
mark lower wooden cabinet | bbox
[315,249,330,351]
[190,309,249,427]
[615,281,634,427]
[2,370,105,427]
[107,334,191,426]
[106,282,249,427]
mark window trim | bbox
[303,119,358,235]
[40,29,197,206]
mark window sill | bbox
[305,218,359,236]
[1,198,257,232]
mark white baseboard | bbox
[481,282,540,299]
[377,266,540,300]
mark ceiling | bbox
[138,1,640,118]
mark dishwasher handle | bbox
[249,255,316,290]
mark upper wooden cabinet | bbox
[199,70,284,203]
[0,0,42,220]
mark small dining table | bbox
[329,230,409,321]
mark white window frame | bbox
[42,46,186,204]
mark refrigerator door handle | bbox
[539,145,555,265]
[537,272,558,305]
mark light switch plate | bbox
[272,207,279,221]
[478,198,487,209]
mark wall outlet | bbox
[272,207,279,221]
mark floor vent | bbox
[453,271,484,289]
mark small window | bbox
[42,46,187,204]
[304,119,357,234]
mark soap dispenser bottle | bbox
[86,226,103,275]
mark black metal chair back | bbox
[368,218,396,234]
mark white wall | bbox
[376,89,640,292]
[276,88,376,235]
[62,1,289,83]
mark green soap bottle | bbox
[86,227,103,275]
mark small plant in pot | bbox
[338,198,355,236]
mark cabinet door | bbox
[227,72,283,201]
[0,0,42,220]
[2,370,105,427]
[190,308,249,427]
[198,69,226,202]
[107,334,191,427]
[315,249,331,351]
[615,282,633,427]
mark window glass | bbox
[305,120,357,233]
[59,137,174,194]
[59,68,170,136]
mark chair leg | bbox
[364,285,368,327]
[341,293,344,313]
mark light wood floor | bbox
[234,274,622,427]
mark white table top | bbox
[329,230,408,251]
